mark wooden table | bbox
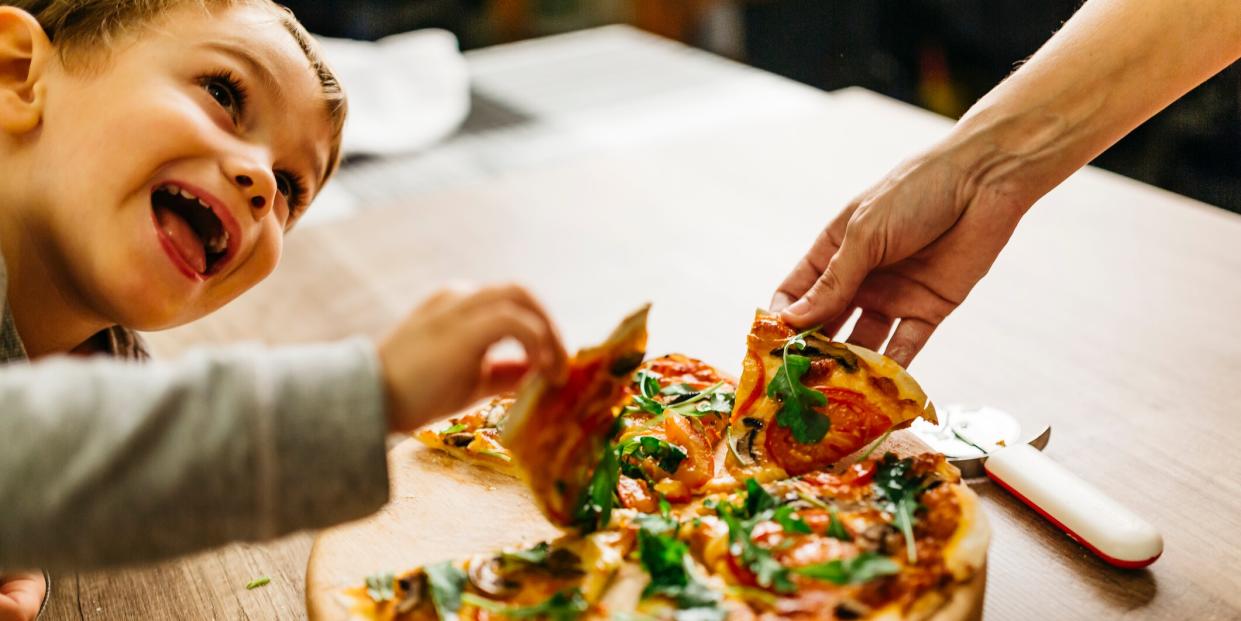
[42,27,1241,621]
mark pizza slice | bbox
[415,396,518,476]
[727,310,936,480]
[502,304,651,531]
[337,529,637,621]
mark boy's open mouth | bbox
[151,183,233,276]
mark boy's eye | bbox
[275,170,308,216]
[201,72,247,121]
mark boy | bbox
[0,0,568,617]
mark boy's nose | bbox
[235,176,266,208]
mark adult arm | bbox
[772,0,1241,365]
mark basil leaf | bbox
[365,571,395,602]
[767,353,830,444]
[793,552,900,585]
[425,562,467,621]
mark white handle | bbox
[984,444,1163,568]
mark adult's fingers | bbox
[845,309,894,352]
[770,208,853,312]
[779,229,876,328]
[883,317,937,368]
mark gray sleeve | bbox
[0,338,390,571]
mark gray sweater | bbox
[0,257,390,571]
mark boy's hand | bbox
[379,284,568,431]
[0,572,45,621]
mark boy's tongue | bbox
[155,206,206,274]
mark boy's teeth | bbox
[207,230,230,254]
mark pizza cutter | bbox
[909,404,1163,569]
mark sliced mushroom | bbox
[467,555,520,598]
[394,572,426,614]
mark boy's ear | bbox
[0,7,51,135]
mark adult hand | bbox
[771,147,1028,367]
[0,572,45,621]
[378,283,568,431]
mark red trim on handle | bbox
[986,469,1161,569]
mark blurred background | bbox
[288,0,1241,214]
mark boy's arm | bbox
[0,338,388,571]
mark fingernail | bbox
[770,293,793,312]
[784,299,810,318]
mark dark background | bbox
[285,0,1241,214]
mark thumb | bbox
[780,231,874,327]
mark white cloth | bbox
[317,29,471,158]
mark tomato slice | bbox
[616,475,658,513]
[764,388,892,475]
[662,413,714,490]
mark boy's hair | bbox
[4,0,347,184]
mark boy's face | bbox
[23,3,334,330]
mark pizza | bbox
[727,310,936,480]
[501,304,652,530]
[354,307,989,620]
[415,396,519,477]
[340,451,988,621]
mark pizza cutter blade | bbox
[910,404,1163,569]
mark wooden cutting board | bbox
[306,430,985,621]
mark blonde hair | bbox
[5,0,348,182]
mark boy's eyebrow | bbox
[201,41,329,197]
[202,41,285,99]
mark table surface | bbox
[42,25,1241,621]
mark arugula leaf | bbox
[439,423,468,435]
[245,576,270,590]
[635,513,726,621]
[636,370,663,399]
[792,552,900,585]
[574,442,620,533]
[661,383,697,398]
[618,435,687,477]
[772,506,812,535]
[826,508,852,542]
[767,331,830,444]
[462,589,589,621]
[425,562,467,621]
[872,454,930,563]
[500,542,550,566]
[716,481,797,594]
[742,479,776,518]
[365,571,395,602]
